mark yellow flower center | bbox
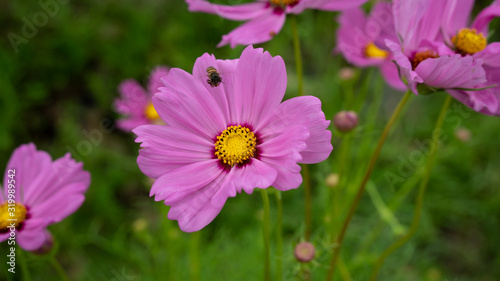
[452,28,487,55]
[0,202,27,233]
[144,102,160,120]
[412,50,438,70]
[269,0,300,7]
[364,43,388,59]
[215,125,257,166]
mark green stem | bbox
[261,189,271,281]
[326,91,412,281]
[50,256,70,281]
[18,249,32,281]
[370,95,452,280]
[276,190,283,281]
[189,231,201,281]
[290,15,303,97]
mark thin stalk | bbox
[50,256,70,281]
[189,231,201,281]
[327,91,413,281]
[18,249,32,281]
[291,13,312,244]
[261,189,271,281]
[276,190,283,281]
[370,95,452,280]
[291,15,303,97]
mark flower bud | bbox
[339,67,355,80]
[333,111,358,133]
[326,173,339,188]
[294,242,315,263]
[455,127,471,142]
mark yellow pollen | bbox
[364,43,388,59]
[144,102,160,120]
[269,0,300,7]
[412,50,438,70]
[0,202,27,232]
[215,125,257,166]
[452,28,487,55]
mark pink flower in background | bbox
[186,0,368,48]
[387,0,487,95]
[336,2,405,90]
[0,144,90,251]
[441,0,500,115]
[134,46,332,232]
[114,66,170,131]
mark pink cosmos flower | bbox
[134,46,333,232]
[186,0,368,48]
[336,2,405,90]
[0,144,90,251]
[441,0,500,115]
[114,66,170,131]
[386,0,487,95]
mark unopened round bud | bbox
[333,111,358,133]
[455,127,471,142]
[294,242,315,263]
[326,173,339,188]
[33,232,54,255]
[339,67,355,80]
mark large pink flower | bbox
[134,46,332,232]
[0,144,90,251]
[441,0,500,115]
[186,0,368,48]
[114,66,170,131]
[336,2,405,90]
[386,0,487,95]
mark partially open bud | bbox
[294,241,315,263]
[333,111,358,133]
[33,232,54,255]
[455,127,471,143]
[326,173,339,188]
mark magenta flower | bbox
[336,2,405,90]
[387,0,487,95]
[440,0,500,115]
[186,0,368,48]
[134,46,332,232]
[114,66,170,131]
[0,144,90,251]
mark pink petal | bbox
[150,159,223,203]
[379,60,407,91]
[260,96,332,163]
[259,125,308,191]
[472,0,500,34]
[385,39,422,94]
[448,88,500,115]
[224,159,277,196]
[233,46,287,127]
[16,219,48,251]
[217,9,286,48]
[192,53,239,122]
[187,0,269,21]
[116,117,150,132]
[154,68,227,139]
[291,0,368,14]
[416,55,486,90]
[29,193,85,225]
[442,0,474,37]
[474,43,500,68]
[147,66,170,96]
[134,125,214,179]
[114,79,149,115]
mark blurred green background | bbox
[1,0,500,280]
